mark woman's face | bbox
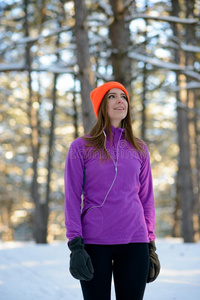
[106,88,128,128]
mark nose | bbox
[116,96,123,103]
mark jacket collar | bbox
[111,125,125,134]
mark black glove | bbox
[147,241,160,283]
[68,237,94,281]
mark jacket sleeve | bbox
[138,147,156,241]
[64,139,85,242]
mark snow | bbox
[0,63,75,74]
[126,14,199,24]
[13,26,72,46]
[0,63,25,72]
[165,41,200,54]
[172,81,200,92]
[0,238,200,300]
[128,51,200,81]
[176,100,200,116]
[181,43,200,53]
[95,0,113,16]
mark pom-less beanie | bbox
[90,81,130,117]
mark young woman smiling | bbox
[64,81,160,300]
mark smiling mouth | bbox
[114,107,124,110]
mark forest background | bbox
[0,0,200,244]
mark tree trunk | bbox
[24,0,43,243]
[73,76,79,139]
[194,85,200,237]
[171,0,194,242]
[43,6,63,243]
[185,0,199,242]
[74,0,96,133]
[43,73,58,243]
[176,93,194,242]
[141,0,148,142]
[25,0,59,243]
[109,0,132,95]
[173,180,181,237]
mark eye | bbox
[108,94,115,99]
[122,95,128,101]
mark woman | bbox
[64,81,160,300]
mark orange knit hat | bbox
[90,81,130,117]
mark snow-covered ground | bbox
[0,238,200,300]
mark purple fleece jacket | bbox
[64,126,155,244]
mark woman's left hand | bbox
[147,241,161,283]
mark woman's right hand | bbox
[68,237,94,281]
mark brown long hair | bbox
[81,91,145,159]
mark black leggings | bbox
[80,243,149,300]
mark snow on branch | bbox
[124,0,135,12]
[183,70,200,82]
[0,63,76,74]
[126,14,200,24]
[165,41,200,53]
[0,87,12,95]
[95,71,114,81]
[176,100,200,117]
[171,81,200,91]
[45,65,76,74]
[0,25,72,55]
[0,63,25,72]
[21,25,72,44]
[128,52,200,81]
[87,16,110,26]
[181,44,200,53]
[95,0,113,16]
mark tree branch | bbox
[126,13,200,24]
[0,25,72,56]
[128,51,200,81]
